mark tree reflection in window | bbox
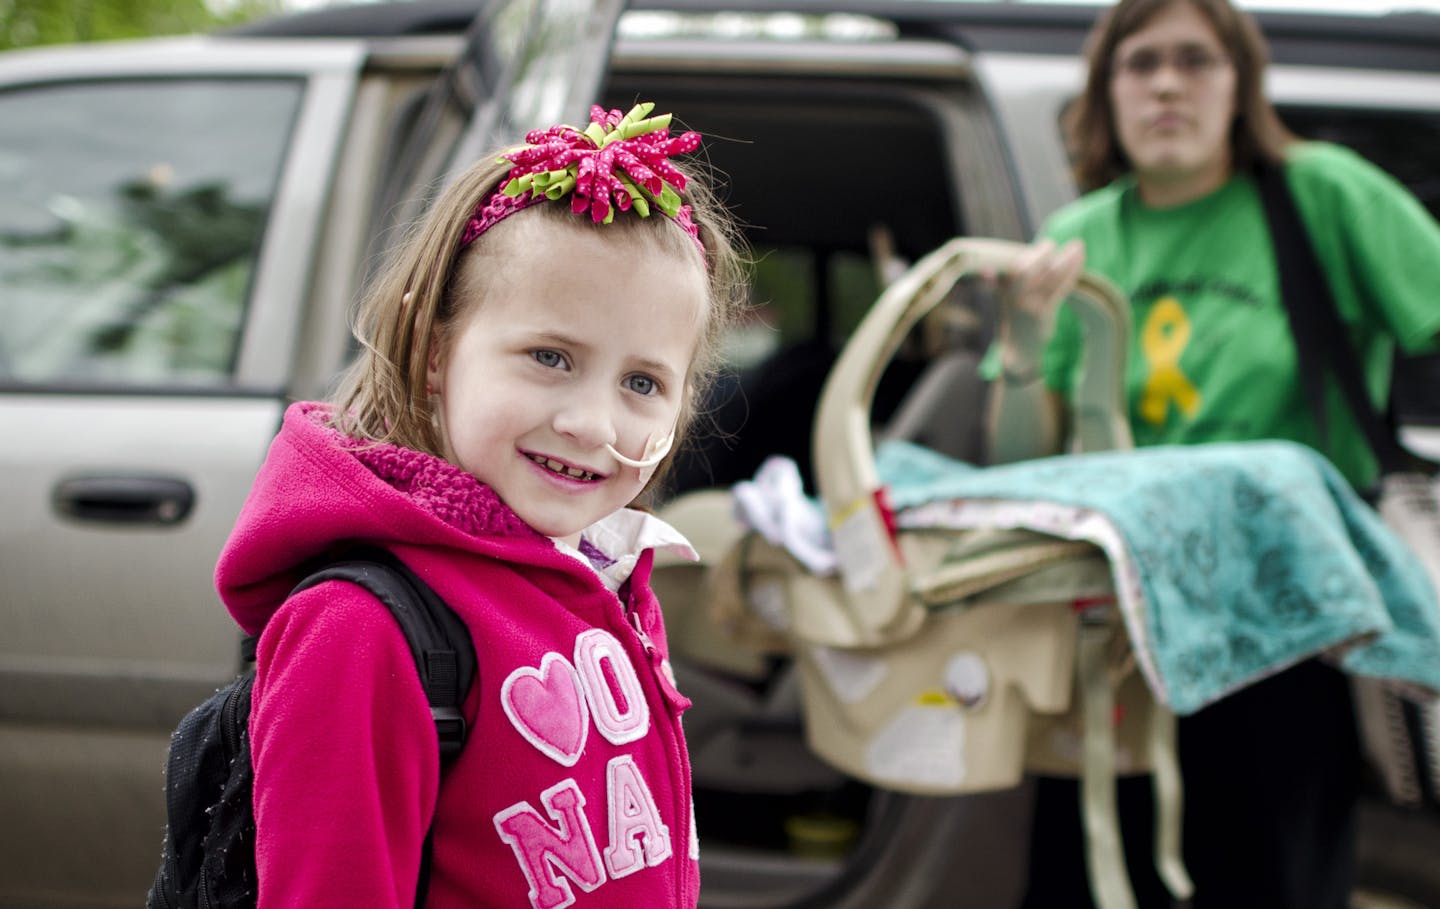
[0,78,300,387]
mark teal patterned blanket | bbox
[876,439,1440,714]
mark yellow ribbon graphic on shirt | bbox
[1138,297,1201,425]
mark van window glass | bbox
[1283,107,1440,219]
[0,78,301,388]
[736,247,886,371]
[613,86,961,495]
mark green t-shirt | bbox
[1042,142,1440,489]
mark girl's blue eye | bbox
[533,349,565,369]
[626,375,658,396]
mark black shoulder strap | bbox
[288,546,476,909]
[289,546,475,762]
[1255,161,1414,476]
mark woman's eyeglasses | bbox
[1112,46,1230,80]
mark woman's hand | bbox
[998,238,1086,378]
[985,238,1083,462]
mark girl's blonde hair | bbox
[328,139,748,487]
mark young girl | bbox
[213,103,746,909]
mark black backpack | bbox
[146,548,476,909]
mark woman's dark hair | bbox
[1066,0,1296,192]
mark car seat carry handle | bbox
[811,237,1132,638]
[808,238,1174,909]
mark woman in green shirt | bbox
[989,0,1440,907]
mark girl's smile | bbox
[523,451,607,483]
[428,218,707,547]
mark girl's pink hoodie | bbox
[215,402,700,908]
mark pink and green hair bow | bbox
[459,102,703,253]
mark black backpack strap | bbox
[290,547,475,763]
[288,546,477,909]
[1256,160,1414,477]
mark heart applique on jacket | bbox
[501,652,590,766]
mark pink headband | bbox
[459,103,704,257]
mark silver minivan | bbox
[1,1,1437,906]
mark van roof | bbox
[227,0,1440,71]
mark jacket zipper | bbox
[622,596,694,907]
[628,609,656,656]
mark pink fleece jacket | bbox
[215,402,699,908]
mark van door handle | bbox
[52,475,196,526]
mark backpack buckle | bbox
[432,706,467,762]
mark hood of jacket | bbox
[216,400,597,635]
[227,405,703,907]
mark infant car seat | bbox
[655,239,1192,909]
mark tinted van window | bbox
[0,78,301,388]
[1285,106,1440,219]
